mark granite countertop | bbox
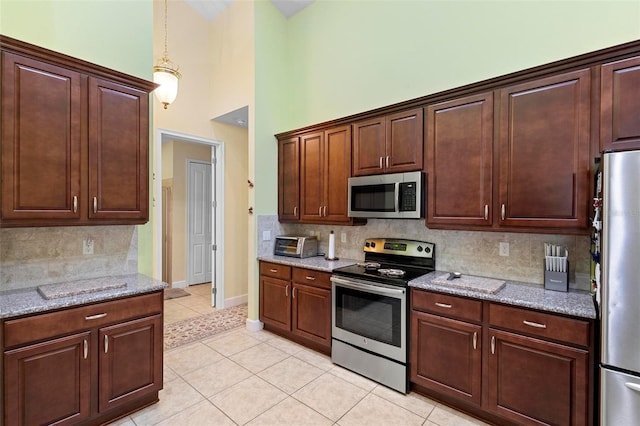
[410,271,597,319]
[258,254,360,272]
[0,274,168,319]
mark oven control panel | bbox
[363,238,434,259]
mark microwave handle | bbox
[395,182,400,213]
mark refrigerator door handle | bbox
[625,382,640,393]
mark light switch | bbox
[262,230,271,241]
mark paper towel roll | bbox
[328,231,336,259]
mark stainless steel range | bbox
[331,238,435,393]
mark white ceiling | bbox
[185,0,315,21]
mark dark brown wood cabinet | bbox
[426,93,494,227]
[278,137,300,221]
[259,261,331,352]
[0,36,154,228]
[2,291,163,426]
[353,108,423,176]
[497,70,591,230]
[299,125,352,223]
[601,55,640,152]
[410,288,594,426]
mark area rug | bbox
[164,304,247,350]
[164,288,190,300]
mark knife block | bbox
[544,261,569,292]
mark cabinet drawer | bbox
[4,291,163,349]
[411,289,482,323]
[489,303,590,347]
[260,261,292,280]
[292,267,331,290]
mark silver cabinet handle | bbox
[285,285,289,297]
[73,195,78,213]
[318,206,322,216]
[323,206,327,216]
[484,204,488,220]
[501,204,505,220]
[523,320,547,329]
[270,268,278,273]
[386,155,390,169]
[379,157,383,169]
[293,206,297,216]
[85,313,107,321]
[491,335,496,354]
[104,335,109,353]
[292,287,297,298]
[625,382,640,392]
[93,196,98,214]
[435,302,452,309]
[473,332,478,350]
[83,339,88,359]
[305,276,316,281]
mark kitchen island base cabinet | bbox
[259,261,331,354]
[2,291,163,426]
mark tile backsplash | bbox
[0,226,138,291]
[257,215,591,291]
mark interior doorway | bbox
[186,160,213,285]
[155,129,225,308]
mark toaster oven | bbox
[274,236,318,258]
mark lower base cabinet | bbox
[2,291,163,426]
[259,261,332,352]
[410,288,593,426]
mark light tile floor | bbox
[110,285,490,426]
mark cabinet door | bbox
[385,108,423,173]
[5,332,91,426]
[278,136,300,221]
[1,52,81,222]
[426,94,493,227]
[498,70,590,229]
[88,77,149,222]
[410,311,481,406]
[99,314,162,412]
[487,329,589,426]
[259,276,291,332]
[299,131,324,221]
[292,282,331,347]
[323,125,352,222]
[601,55,640,151]
[353,116,386,176]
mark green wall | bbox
[1,0,155,275]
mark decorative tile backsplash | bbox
[257,215,591,290]
[0,226,138,291]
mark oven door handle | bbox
[331,276,405,297]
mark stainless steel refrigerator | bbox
[600,150,640,424]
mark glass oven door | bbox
[331,276,406,362]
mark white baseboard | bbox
[224,293,248,307]
[172,280,187,289]
[245,318,264,332]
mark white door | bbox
[187,161,212,285]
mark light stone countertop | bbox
[410,271,597,319]
[259,257,597,320]
[0,274,168,319]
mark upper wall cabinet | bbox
[601,55,640,152]
[353,108,423,176]
[278,136,300,221]
[497,69,591,230]
[0,36,155,228]
[426,92,494,228]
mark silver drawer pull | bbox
[501,203,506,220]
[93,196,98,214]
[83,339,88,359]
[85,313,107,321]
[386,155,390,169]
[484,204,488,220]
[435,302,452,309]
[73,195,78,213]
[523,320,547,329]
[305,276,316,281]
[285,285,289,297]
[292,287,297,298]
[379,157,383,169]
[104,335,109,353]
[625,382,640,392]
[269,268,278,273]
[473,332,478,350]
[491,335,496,354]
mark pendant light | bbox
[153,0,181,109]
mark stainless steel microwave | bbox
[348,171,424,219]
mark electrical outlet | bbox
[83,238,94,255]
[341,232,347,243]
[499,242,509,257]
[262,230,271,241]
